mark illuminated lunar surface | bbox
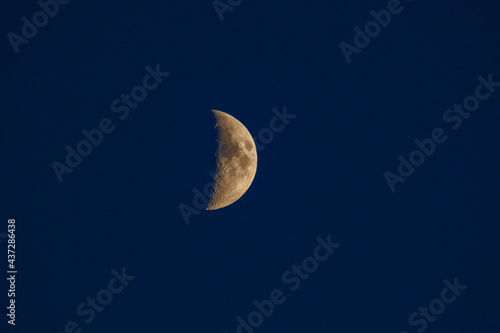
[206,110,258,210]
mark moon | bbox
[206,110,258,210]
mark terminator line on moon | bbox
[206,110,258,210]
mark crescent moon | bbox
[206,110,258,210]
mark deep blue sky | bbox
[1,0,500,332]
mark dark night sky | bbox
[1,0,500,332]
